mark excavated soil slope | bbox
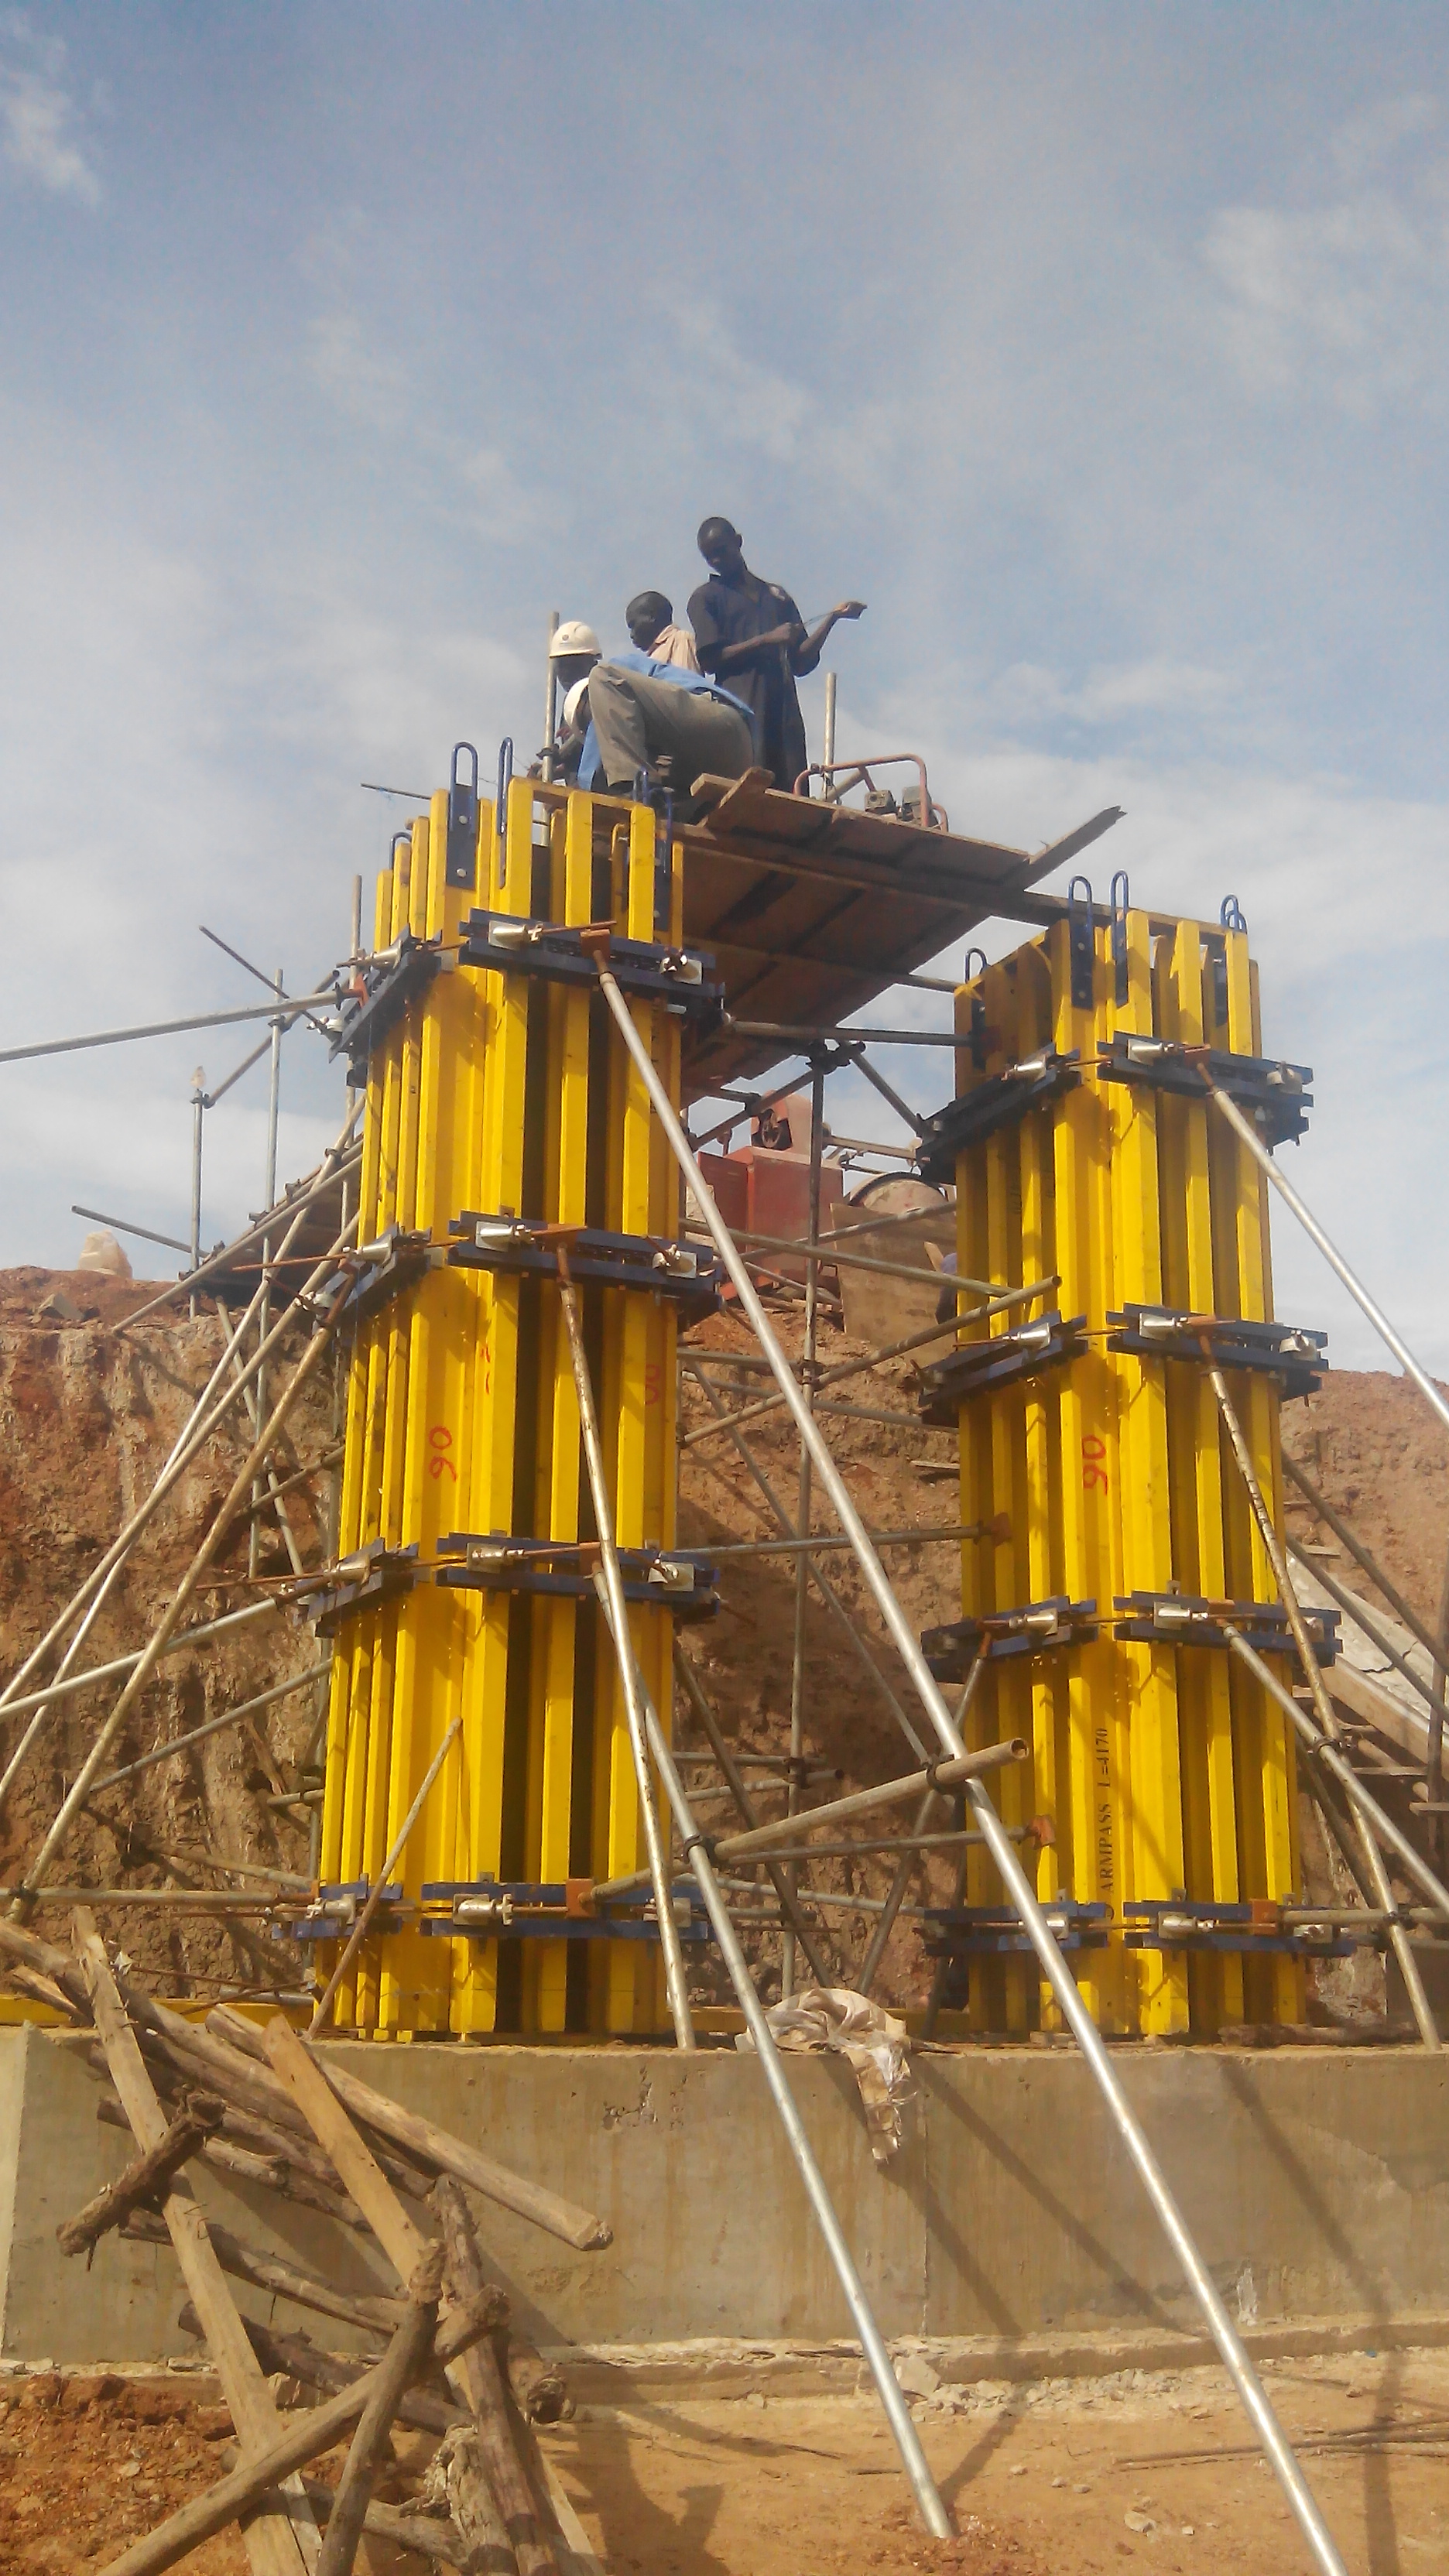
[0,1266,333,1992]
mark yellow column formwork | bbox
[948,908,1303,2035]
[319,779,687,2036]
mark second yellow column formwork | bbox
[318,776,688,2036]
[941,903,1304,2036]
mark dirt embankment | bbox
[0,1266,334,1992]
[1279,1367,1449,1632]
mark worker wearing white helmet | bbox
[548,618,601,694]
[542,620,601,783]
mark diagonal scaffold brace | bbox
[595,961,1349,2576]
[588,1567,951,2538]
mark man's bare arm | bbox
[790,599,866,677]
[698,621,803,679]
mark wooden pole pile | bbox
[0,1912,604,2576]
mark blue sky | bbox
[2,4,1446,1368]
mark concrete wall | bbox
[2,2026,1446,2364]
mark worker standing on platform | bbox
[688,519,865,792]
[625,590,700,671]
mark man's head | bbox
[550,618,601,693]
[626,590,673,653]
[697,517,745,580]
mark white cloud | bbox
[1331,94,1439,184]
[0,15,99,204]
[663,296,810,463]
[309,309,409,434]
[1204,99,1449,415]
[988,657,1242,729]
[303,213,540,540]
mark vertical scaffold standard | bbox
[317,771,707,2036]
[920,895,1322,2036]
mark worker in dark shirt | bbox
[687,518,865,791]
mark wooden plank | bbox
[96,2286,507,2576]
[263,2016,524,2575]
[262,2016,423,2272]
[73,1917,320,2576]
[313,2244,444,2576]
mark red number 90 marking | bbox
[1081,1434,1108,1494]
[428,1423,458,1482]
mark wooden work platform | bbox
[678,769,1121,1097]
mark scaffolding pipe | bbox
[541,609,560,782]
[308,1717,463,2035]
[856,1652,988,1997]
[1225,1628,1449,1924]
[71,1204,190,1255]
[188,1074,204,1321]
[680,1276,1048,1452]
[682,1222,1009,1299]
[1202,1070,1449,1444]
[595,958,1348,2576]
[89,1660,333,1793]
[783,1057,827,1998]
[555,1255,694,2049]
[592,1738,1026,1899]
[1287,1537,1442,1721]
[116,1119,362,1331]
[1203,1352,1440,2050]
[682,1521,992,1563]
[0,1123,358,1791]
[598,1635,951,2537]
[0,1601,281,1728]
[0,988,337,1068]
[13,1225,358,1912]
[0,1274,291,1807]
[251,967,286,1580]
[673,1646,836,1986]
[683,1365,930,1758]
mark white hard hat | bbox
[562,677,591,729]
[550,620,601,660]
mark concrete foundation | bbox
[2,2027,1445,2372]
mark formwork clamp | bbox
[418,1875,712,1945]
[446,1212,724,1321]
[1094,1033,1313,1147]
[288,1879,414,1942]
[1123,1899,1353,1961]
[433,1533,719,1623]
[916,1311,1089,1421]
[1112,1591,1340,1664]
[922,1597,1098,1679]
[1106,1305,1327,1399]
[323,1225,435,1331]
[916,1046,1081,1184]
[923,1898,1110,1974]
[458,911,725,1023]
[329,930,447,1081]
[299,1540,420,1636]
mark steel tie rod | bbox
[594,958,1348,2576]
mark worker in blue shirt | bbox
[571,646,755,804]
